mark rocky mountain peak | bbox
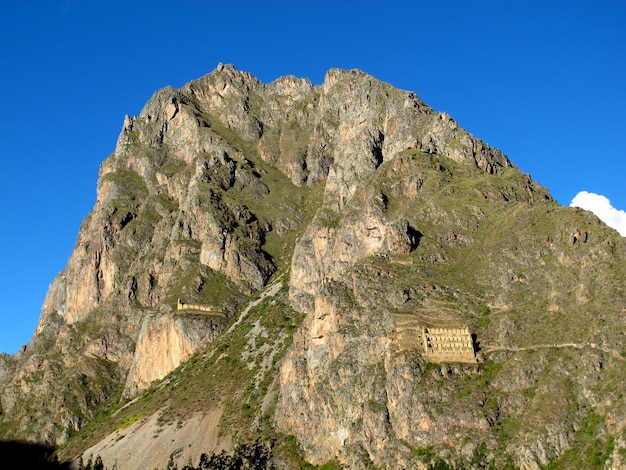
[1,65,624,470]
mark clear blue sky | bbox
[1,1,624,354]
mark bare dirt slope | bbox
[76,406,228,470]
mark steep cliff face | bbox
[275,146,626,467]
[1,65,625,470]
[0,64,314,443]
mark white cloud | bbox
[570,191,626,236]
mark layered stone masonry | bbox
[176,299,225,317]
[421,326,476,363]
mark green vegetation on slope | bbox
[58,278,327,468]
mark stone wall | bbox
[421,326,476,363]
[176,299,225,317]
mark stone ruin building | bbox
[176,299,225,317]
[420,325,477,363]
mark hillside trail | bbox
[227,271,286,334]
[483,341,625,361]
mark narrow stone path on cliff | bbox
[483,342,625,361]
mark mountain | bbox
[1,64,625,469]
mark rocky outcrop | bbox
[1,65,624,470]
[123,313,220,396]
[270,70,623,468]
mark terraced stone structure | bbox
[421,326,476,363]
[177,299,225,317]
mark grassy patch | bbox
[115,414,143,430]
[102,170,147,198]
[545,412,614,469]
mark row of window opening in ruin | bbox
[420,325,477,363]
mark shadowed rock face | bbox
[0,441,69,469]
[1,65,625,470]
